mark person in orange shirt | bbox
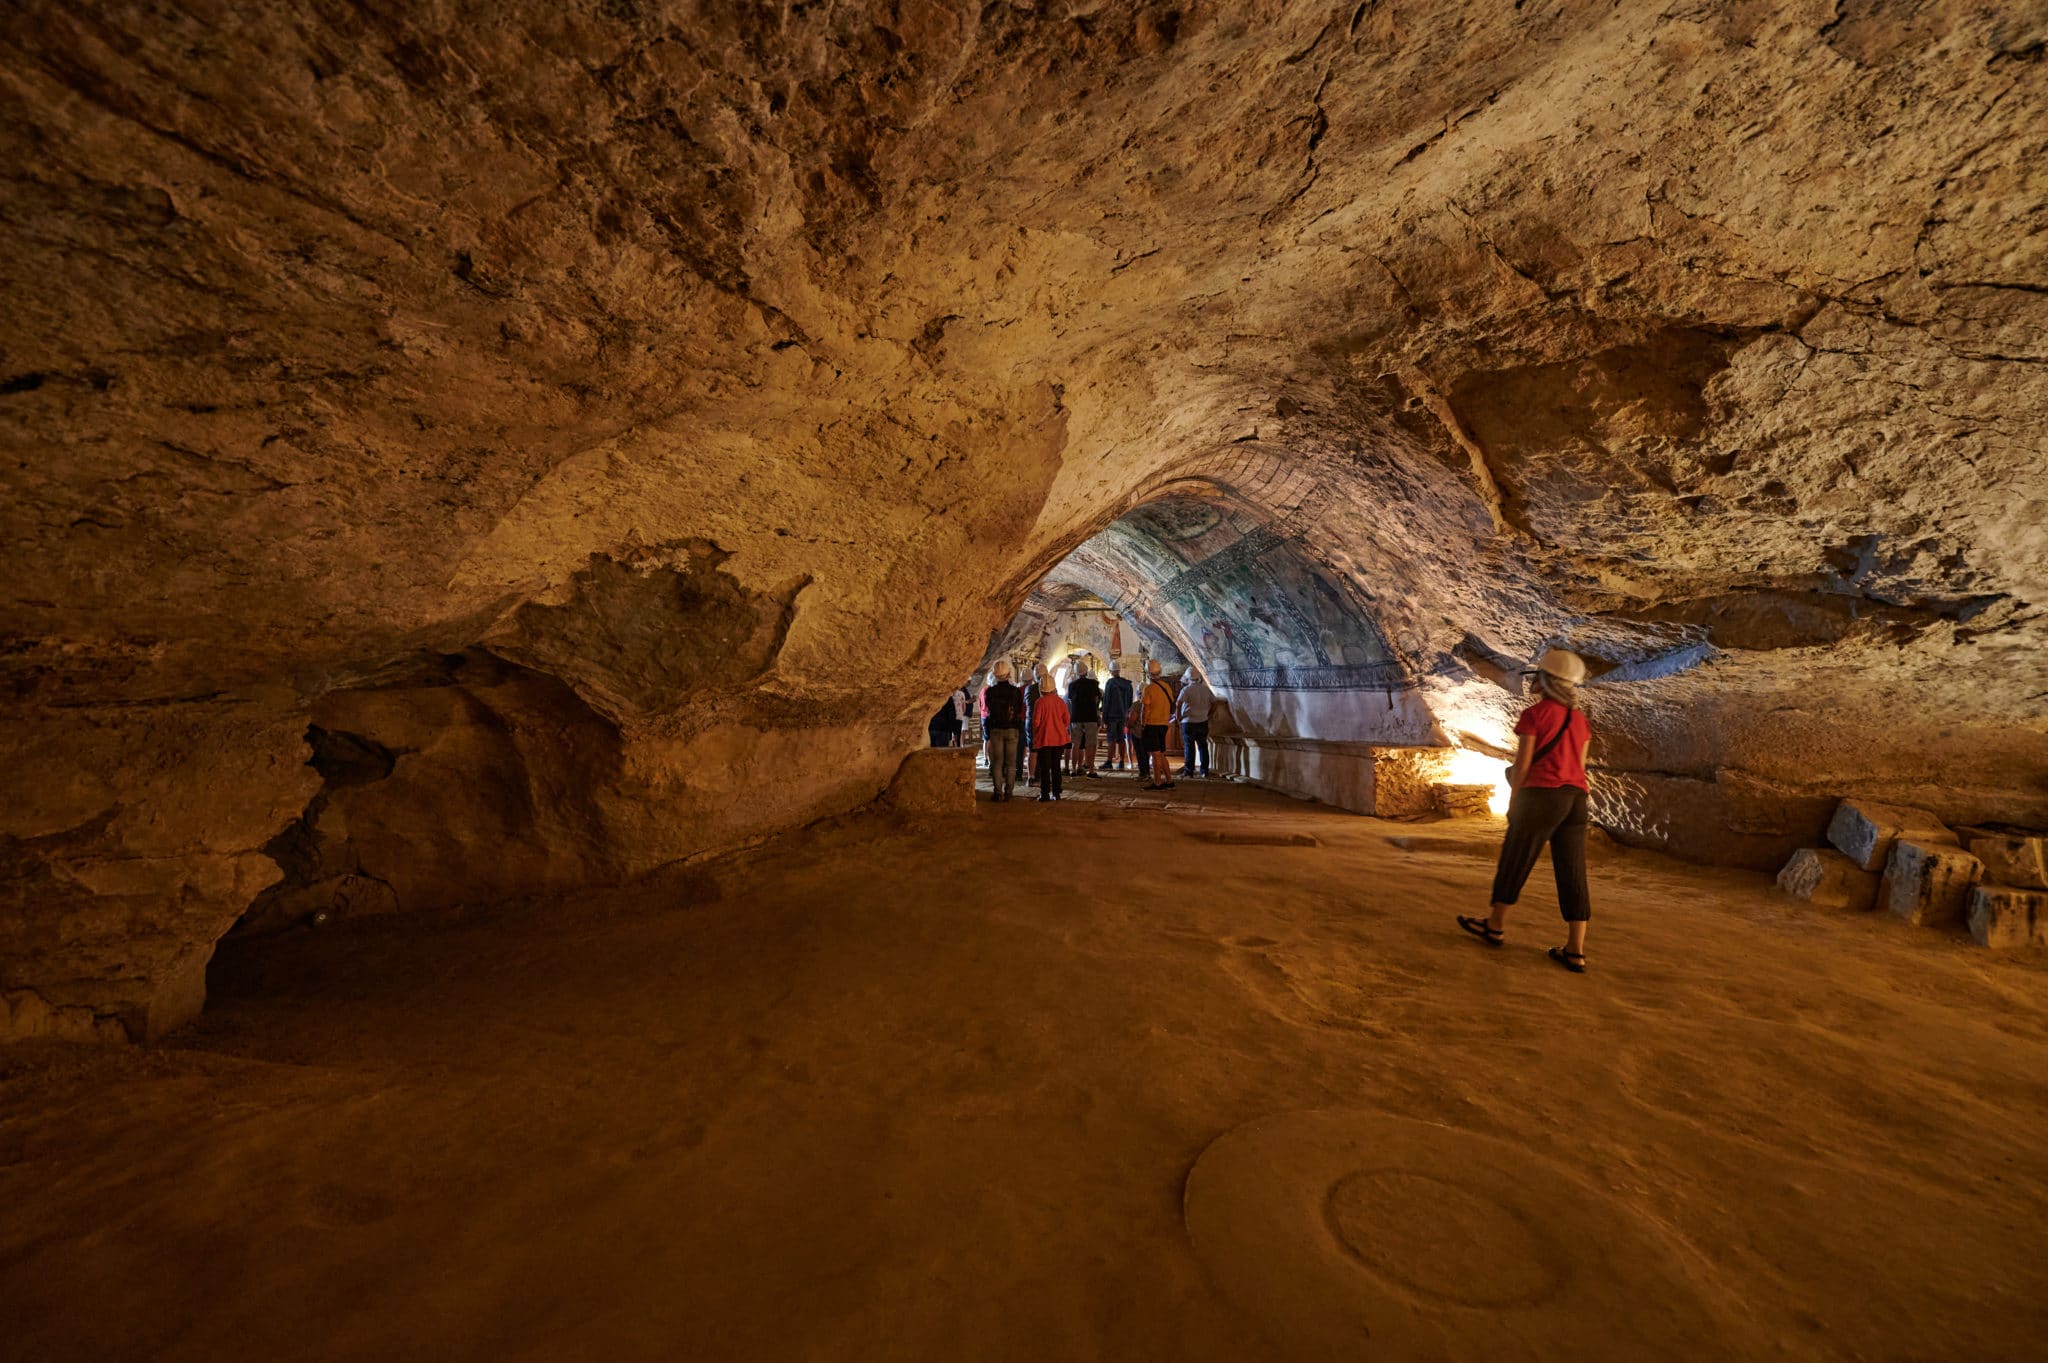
[1138,658,1176,790]
[1030,680,1072,801]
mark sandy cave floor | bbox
[4,770,2048,1362]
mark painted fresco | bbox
[1095,498,1395,687]
[988,495,1401,695]
[980,588,1182,682]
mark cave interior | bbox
[2,2,2046,1360]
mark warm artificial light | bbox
[1446,746,1512,816]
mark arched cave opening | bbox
[976,486,1516,812]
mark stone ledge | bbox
[1228,738,1452,818]
[884,747,979,818]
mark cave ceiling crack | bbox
[1261,62,1332,226]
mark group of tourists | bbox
[934,643,1599,972]
[961,657,1218,802]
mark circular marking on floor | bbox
[1183,1109,1756,1361]
[1323,1168,1560,1308]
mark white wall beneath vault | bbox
[1218,685,1444,747]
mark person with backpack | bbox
[1030,677,1071,801]
[1139,659,1177,790]
[1101,661,1135,772]
[982,660,1026,802]
[1458,649,1595,972]
[1066,663,1103,778]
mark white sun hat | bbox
[1537,648,1588,685]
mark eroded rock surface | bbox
[3,2,2045,1033]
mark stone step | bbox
[1964,834,2048,891]
[1968,884,2048,949]
[1878,839,1983,928]
[1827,799,1957,872]
[1776,848,1881,911]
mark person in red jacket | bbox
[1458,649,1595,972]
[1030,682,1072,802]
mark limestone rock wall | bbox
[0,699,318,1040]
[2,2,2044,1032]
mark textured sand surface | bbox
[5,785,2045,1361]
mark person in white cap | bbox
[981,660,1026,803]
[1175,666,1215,779]
[1458,648,1595,972]
[1138,657,1177,789]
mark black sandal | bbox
[1457,916,1504,947]
[1548,947,1587,973]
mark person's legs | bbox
[1050,747,1065,798]
[1144,726,1172,785]
[992,731,1017,799]
[1482,787,1573,932]
[1190,722,1210,776]
[1036,747,1054,799]
[1551,789,1592,956]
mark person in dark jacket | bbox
[1066,664,1103,777]
[1021,665,1043,785]
[1101,661,1135,772]
[1458,649,1595,972]
[928,694,960,748]
[982,660,1026,803]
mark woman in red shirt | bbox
[1029,683,1072,802]
[1458,649,1595,972]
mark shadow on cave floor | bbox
[4,794,2048,1362]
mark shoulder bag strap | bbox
[1528,706,1577,768]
